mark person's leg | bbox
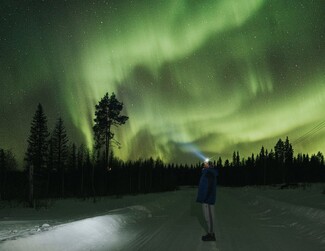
[202,203,216,241]
[202,203,209,232]
[207,204,215,234]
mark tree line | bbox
[217,137,324,187]
[0,92,325,206]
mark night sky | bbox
[1,0,324,166]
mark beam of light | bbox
[0,213,131,251]
[178,142,208,162]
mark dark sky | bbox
[1,0,325,165]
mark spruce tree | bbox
[25,103,49,206]
[284,137,294,165]
[52,117,69,197]
[77,144,86,197]
[274,139,285,164]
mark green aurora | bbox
[1,0,324,165]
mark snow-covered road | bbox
[1,186,324,251]
[215,188,324,251]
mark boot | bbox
[201,233,216,241]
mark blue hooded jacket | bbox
[196,167,218,205]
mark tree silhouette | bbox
[274,138,285,164]
[93,92,128,169]
[25,104,49,207]
[77,144,86,197]
[68,143,77,171]
[259,146,267,185]
[52,117,69,197]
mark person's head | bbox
[202,161,212,168]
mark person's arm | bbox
[205,171,214,198]
[197,170,209,203]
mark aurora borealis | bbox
[1,0,324,165]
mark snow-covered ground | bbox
[0,184,324,251]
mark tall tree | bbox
[232,151,236,167]
[236,151,240,167]
[259,146,267,185]
[77,144,86,197]
[52,117,69,197]
[316,151,324,165]
[232,151,240,167]
[68,143,77,171]
[274,138,285,164]
[25,104,49,207]
[284,136,294,165]
[93,92,128,169]
[217,157,222,168]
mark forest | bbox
[0,93,324,206]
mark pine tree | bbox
[316,151,324,165]
[259,146,267,185]
[232,151,236,167]
[274,139,285,164]
[275,138,292,183]
[25,103,49,207]
[77,144,86,197]
[93,92,128,169]
[236,151,240,167]
[68,143,77,171]
[52,117,69,197]
[284,137,294,165]
[217,157,222,168]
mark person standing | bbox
[196,160,218,241]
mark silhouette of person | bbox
[196,160,218,241]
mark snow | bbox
[0,184,324,251]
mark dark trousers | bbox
[202,203,215,233]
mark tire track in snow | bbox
[216,187,324,251]
[120,188,219,251]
